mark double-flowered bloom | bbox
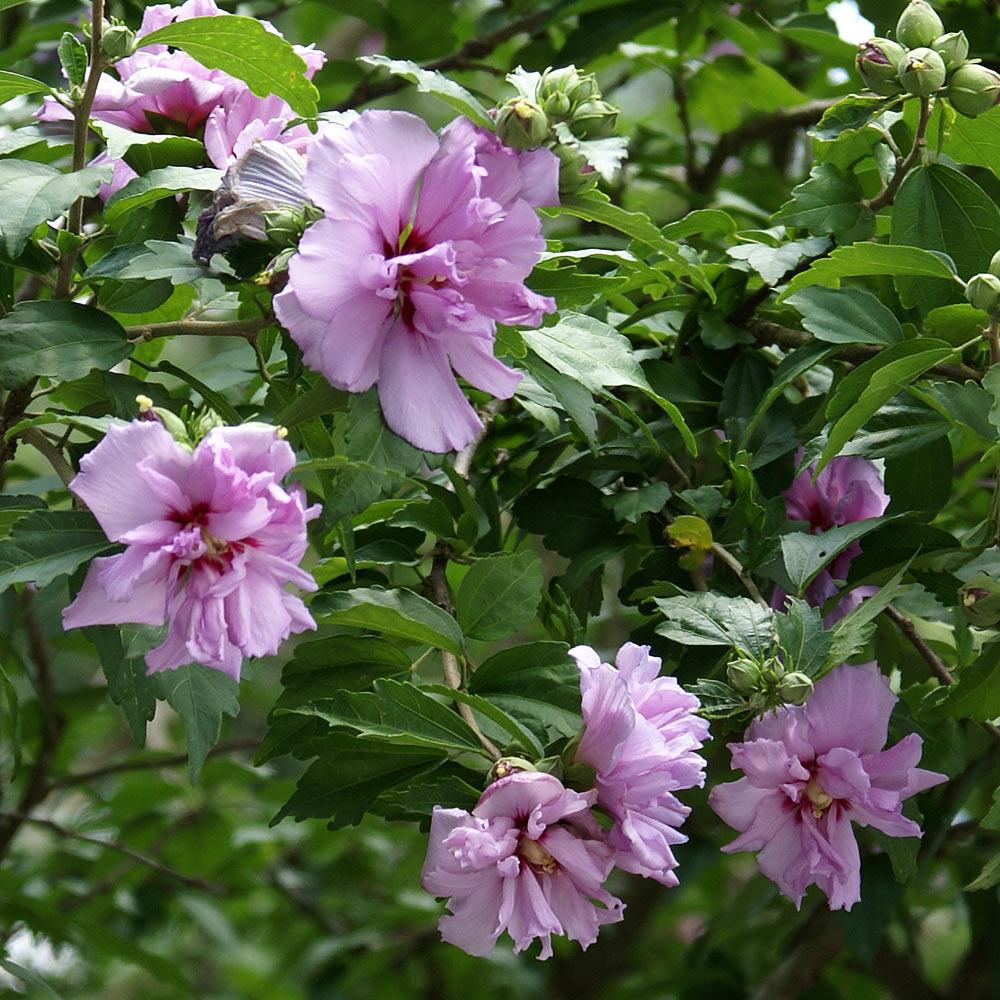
[569,642,709,885]
[274,110,559,453]
[772,454,890,621]
[709,663,946,910]
[420,771,624,959]
[62,420,319,679]
[38,0,324,193]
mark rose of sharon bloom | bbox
[709,663,946,910]
[38,0,325,193]
[772,454,890,621]
[62,420,319,679]
[274,110,559,453]
[569,642,709,885]
[421,771,624,958]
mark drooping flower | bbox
[273,110,559,453]
[709,662,947,911]
[421,771,624,958]
[63,420,319,679]
[38,0,324,193]
[569,643,709,885]
[772,453,890,621]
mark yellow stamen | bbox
[805,777,833,819]
[519,838,558,874]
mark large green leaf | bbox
[773,163,873,242]
[0,510,112,592]
[779,243,958,301]
[653,593,774,658]
[103,166,223,224]
[786,285,903,346]
[456,551,543,641]
[153,663,240,782]
[941,108,1000,179]
[892,164,1000,312]
[780,518,885,595]
[0,300,131,389]
[273,733,444,826]
[139,15,318,117]
[0,69,51,106]
[0,161,109,256]
[313,587,463,654]
[944,642,1000,722]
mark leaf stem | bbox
[20,428,75,488]
[864,96,931,213]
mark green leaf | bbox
[374,771,480,820]
[299,678,486,755]
[944,642,1000,722]
[0,300,131,389]
[468,641,580,739]
[653,592,774,658]
[967,852,1000,891]
[892,164,1000,312]
[786,286,903,346]
[0,510,112,592]
[779,242,958,302]
[273,380,349,428]
[774,598,831,678]
[0,959,65,999]
[780,518,885,595]
[0,160,109,256]
[58,32,87,88]
[941,108,1000,179]
[727,236,829,285]
[0,659,21,780]
[313,587,463,654]
[773,163,873,242]
[274,732,444,826]
[605,482,671,522]
[809,94,900,141]
[0,69,51,106]
[153,663,240,782]
[456,551,543,641]
[514,479,618,557]
[104,166,223,224]
[98,124,206,171]
[0,494,45,538]
[356,55,491,127]
[84,625,159,747]
[139,15,318,117]
[818,341,956,473]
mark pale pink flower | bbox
[421,771,624,958]
[63,420,319,679]
[570,643,709,885]
[274,110,558,453]
[709,663,946,911]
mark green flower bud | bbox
[489,756,537,782]
[495,97,550,150]
[964,272,1000,315]
[570,98,619,140]
[100,23,135,60]
[896,0,944,49]
[960,574,1000,628]
[899,47,947,96]
[554,143,596,196]
[262,205,308,248]
[932,30,969,71]
[136,395,189,444]
[538,65,599,109]
[727,658,760,694]
[989,249,1000,279]
[856,38,906,96]
[541,90,572,119]
[192,407,225,441]
[778,672,814,706]
[947,63,1000,117]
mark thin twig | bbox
[710,542,769,608]
[0,810,224,893]
[987,317,1000,367]
[127,316,271,343]
[20,428,75,488]
[865,96,931,213]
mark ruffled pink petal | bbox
[805,662,897,756]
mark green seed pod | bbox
[932,30,969,71]
[778,672,814,706]
[100,23,136,60]
[948,63,1000,117]
[856,37,906,95]
[965,272,1000,315]
[727,658,760,694]
[896,0,944,49]
[495,97,550,150]
[569,98,619,140]
[899,47,947,96]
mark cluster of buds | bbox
[135,395,252,449]
[964,250,1000,317]
[856,1,1000,117]
[727,649,814,712]
[494,65,620,195]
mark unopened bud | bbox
[495,97,550,150]
[554,143,596,196]
[538,65,600,109]
[989,250,1000,279]
[965,272,1000,314]
[541,90,572,119]
[137,399,188,441]
[947,63,1000,117]
[193,408,224,439]
[262,205,308,248]
[899,47,947,96]
[896,0,944,49]
[856,38,906,95]
[489,756,537,782]
[100,23,135,60]
[932,30,969,71]
[778,672,814,706]
[569,98,619,140]
[960,574,1000,627]
[727,658,760,694]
